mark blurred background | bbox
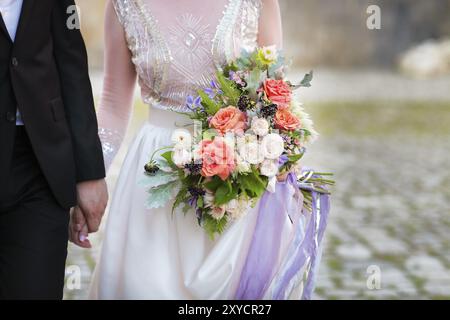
[65,0,450,300]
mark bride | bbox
[75,0,326,299]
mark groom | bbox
[0,0,107,299]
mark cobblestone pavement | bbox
[64,76,450,300]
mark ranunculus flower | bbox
[263,79,292,109]
[251,117,270,136]
[210,106,247,135]
[171,129,192,149]
[198,137,235,180]
[261,133,285,159]
[274,109,301,131]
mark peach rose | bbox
[274,109,301,131]
[263,79,292,109]
[198,137,236,180]
[210,106,247,135]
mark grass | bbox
[307,100,450,137]
[112,99,450,140]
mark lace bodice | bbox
[113,0,261,112]
[98,0,283,169]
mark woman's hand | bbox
[69,207,92,249]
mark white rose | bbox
[260,159,279,177]
[236,133,258,146]
[236,154,252,173]
[172,147,192,167]
[261,133,285,160]
[171,129,192,149]
[210,206,226,220]
[238,141,265,165]
[251,117,269,136]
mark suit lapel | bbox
[0,11,12,43]
[14,0,35,45]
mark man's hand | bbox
[76,179,108,233]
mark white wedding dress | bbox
[89,0,327,300]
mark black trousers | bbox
[0,127,69,300]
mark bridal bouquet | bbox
[141,46,334,238]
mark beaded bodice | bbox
[112,0,261,112]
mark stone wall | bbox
[75,0,450,69]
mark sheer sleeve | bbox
[97,1,137,171]
[257,0,283,49]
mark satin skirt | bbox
[89,108,311,300]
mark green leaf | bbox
[203,176,224,192]
[288,153,304,163]
[202,214,228,240]
[238,170,268,198]
[160,151,178,170]
[214,180,238,206]
[203,129,219,140]
[171,185,190,215]
[223,62,239,76]
[197,196,204,208]
[198,90,220,115]
[216,71,241,105]
[146,180,180,209]
[182,203,191,214]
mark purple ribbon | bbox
[235,174,299,299]
[234,171,331,300]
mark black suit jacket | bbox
[0,0,105,209]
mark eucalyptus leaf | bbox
[245,69,264,95]
[139,170,178,189]
[290,71,314,90]
[154,158,174,173]
[146,181,180,209]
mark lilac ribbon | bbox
[235,171,331,300]
[235,174,298,299]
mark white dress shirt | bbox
[0,0,24,125]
